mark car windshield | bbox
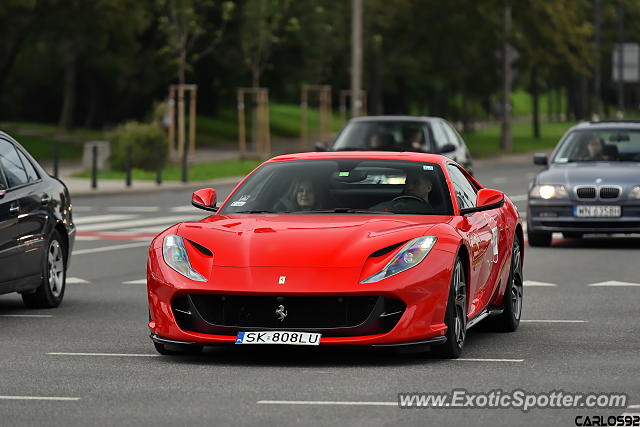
[219,159,453,216]
[333,121,430,152]
[552,129,640,163]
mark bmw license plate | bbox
[235,331,321,346]
[574,205,621,217]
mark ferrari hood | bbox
[177,214,449,267]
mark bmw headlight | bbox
[630,186,640,199]
[162,234,207,281]
[360,236,437,284]
[529,185,568,200]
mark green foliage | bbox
[109,121,166,171]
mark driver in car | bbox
[370,172,434,213]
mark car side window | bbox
[431,122,449,151]
[442,122,461,147]
[0,138,29,188]
[16,149,39,181]
[447,164,477,209]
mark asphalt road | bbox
[1,156,639,427]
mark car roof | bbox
[268,151,451,165]
[571,121,640,131]
[347,115,445,124]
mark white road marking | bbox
[509,194,527,202]
[73,214,137,225]
[48,352,159,357]
[627,405,640,409]
[523,280,557,287]
[122,279,146,285]
[73,242,149,255]
[107,206,160,212]
[79,215,202,232]
[588,281,640,287]
[0,314,53,318]
[171,206,196,212]
[520,320,587,323]
[622,413,640,417]
[0,396,80,401]
[257,400,396,406]
[454,358,523,363]
[66,277,90,284]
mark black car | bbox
[527,121,640,246]
[0,131,75,307]
[319,116,474,174]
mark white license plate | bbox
[235,331,321,346]
[574,205,621,217]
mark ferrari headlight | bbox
[162,234,206,281]
[360,236,437,284]
[530,185,568,200]
[630,186,640,199]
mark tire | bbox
[487,237,523,332]
[153,341,203,356]
[22,230,66,308]
[562,232,583,239]
[527,229,551,247]
[433,257,467,359]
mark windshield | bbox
[219,159,453,215]
[553,129,640,163]
[333,121,431,152]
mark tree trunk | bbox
[531,66,540,139]
[58,47,77,130]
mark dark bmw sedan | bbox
[0,131,75,307]
[527,121,640,246]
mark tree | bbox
[157,0,234,85]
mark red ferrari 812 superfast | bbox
[147,152,523,358]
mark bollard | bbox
[91,144,98,189]
[181,145,188,183]
[156,146,163,185]
[125,145,132,187]
[52,143,59,178]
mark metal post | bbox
[181,135,188,183]
[52,143,59,178]
[238,89,246,156]
[156,143,163,186]
[500,0,512,151]
[593,0,602,117]
[350,0,363,117]
[617,3,625,114]
[125,145,132,187]
[91,144,98,189]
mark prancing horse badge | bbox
[278,276,286,285]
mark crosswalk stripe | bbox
[67,277,90,284]
[78,215,203,232]
[122,279,146,285]
[106,206,160,212]
[588,281,640,287]
[171,206,197,212]
[523,280,557,287]
[74,214,137,225]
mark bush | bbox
[109,121,166,171]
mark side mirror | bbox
[192,188,218,212]
[439,143,456,154]
[314,141,327,151]
[459,189,505,215]
[533,153,548,165]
